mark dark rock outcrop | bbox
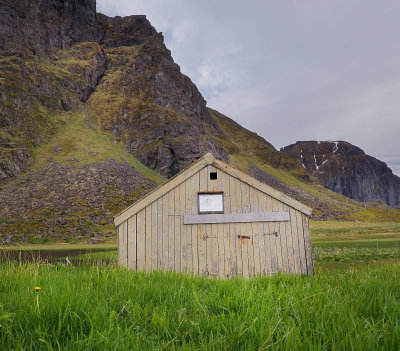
[91,11,228,177]
[282,141,400,208]
[0,0,97,54]
[0,0,230,179]
[97,14,157,48]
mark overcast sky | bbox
[97,0,400,176]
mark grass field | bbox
[1,221,400,349]
[1,261,399,350]
[2,220,400,272]
[310,221,400,272]
[310,220,400,244]
[0,242,116,252]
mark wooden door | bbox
[200,222,277,278]
[205,224,218,277]
[236,225,256,278]
[203,223,236,278]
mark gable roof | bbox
[114,153,312,226]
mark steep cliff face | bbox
[0,0,232,180]
[90,14,227,177]
[282,141,400,208]
[0,0,97,54]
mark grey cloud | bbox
[97,0,400,176]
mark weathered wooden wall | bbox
[117,165,313,277]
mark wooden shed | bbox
[114,153,314,277]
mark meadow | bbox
[310,220,400,245]
[1,261,400,350]
[1,221,400,350]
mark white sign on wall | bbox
[198,193,224,213]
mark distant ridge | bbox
[282,141,400,208]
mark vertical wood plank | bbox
[162,194,169,270]
[128,214,137,270]
[217,223,225,278]
[174,186,181,272]
[296,210,307,274]
[119,221,128,267]
[184,178,193,274]
[130,215,138,270]
[145,205,152,271]
[289,207,301,273]
[250,187,261,276]
[184,179,192,274]
[271,199,284,272]
[151,201,158,271]
[221,170,231,213]
[246,186,256,277]
[157,198,163,270]
[207,223,218,277]
[257,192,268,274]
[116,225,120,265]
[117,225,123,266]
[198,224,206,276]
[277,200,289,273]
[199,166,208,192]
[223,223,230,277]
[240,182,250,278]
[285,216,294,274]
[266,195,277,273]
[281,205,292,273]
[302,214,314,275]
[168,190,175,271]
[179,182,187,273]
[137,211,146,270]
[220,170,231,277]
[230,177,241,276]
[122,221,127,268]
[190,173,199,275]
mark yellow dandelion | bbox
[34,287,41,313]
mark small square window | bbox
[198,193,224,214]
[210,172,217,180]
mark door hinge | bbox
[203,269,218,276]
[203,234,217,240]
[237,235,251,239]
[264,231,278,237]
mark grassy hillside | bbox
[0,107,164,244]
[311,220,400,242]
[0,262,399,350]
[30,110,163,183]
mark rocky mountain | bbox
[1,0,313,243]
[282,141,400,208]
[1,0,399,244]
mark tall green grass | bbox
[1,262,399,350]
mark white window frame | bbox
[198,192,224,214]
